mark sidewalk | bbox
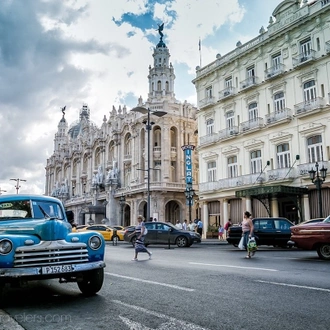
[201,239,229,245]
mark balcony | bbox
[199,96,215,109]
[219,126,239,139]
[153,146,161,159]
[218,86,236,100]
[265,64,285,80]
[326,41,330,54]
[292,50,316,67]
[170,147,177,159]
[240,76,259,91]
[297,161,329,177]
[267,168,296,181]
[294,97,326,116]
[265,108,293,126]
[199,133,220,147]
[240,117,264,133]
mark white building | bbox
[45,29,199,227]
[193,0,330,231]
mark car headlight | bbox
[0,239,13,255]
[88,235,102,250]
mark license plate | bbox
[42,265,73,274]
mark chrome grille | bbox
[14,240,89,267]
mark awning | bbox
[235,185,308,198]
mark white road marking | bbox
[256,280,330,292]
[105,272,195,291]
[189,262,278,272]
[114,300,210,330]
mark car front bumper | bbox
[0,261,106,278]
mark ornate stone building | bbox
[193,0,330,230]
[45,31,199,227]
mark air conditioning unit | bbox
[224,91,230,96]
[300,56,307,63]
[242,85,247,89]
[267,73,273,78]
[267,118,273,123]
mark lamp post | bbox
[131,106,167,223]
[119,194,126,226]
[10,178,27,194]
[184,184,195,224]
[309,162,327,218]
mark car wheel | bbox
[77,268,104,296]
[176,236,188,247]
[131,236,136,247]
[317,244,330,260]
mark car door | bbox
[273,219,292,246]
[155,223,173,244]
[144,223,156,244]
[254,219,276,246]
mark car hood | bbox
[0,218,72,240]
[291,222,330,233]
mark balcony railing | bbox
[218,86,236,100]
[265,64,285,80]
[294,97,326,116]
[240,117,264,133]
[292,50,316,67]
[199,96,215,109]
[326,41,330,54]
[267,168,296,181]
[297,161,329,177]
[265,108,293,125]
[199,133,220,146]
[219,126,239,139]
[240,76,259,90]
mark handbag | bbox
[238,236,245,250]
[247,237,257,252]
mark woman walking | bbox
[129,215,152,261]
[242,211,254,258]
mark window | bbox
[157,80,161,91]
[226,111,234,129]
[272,53,281,70]
[307,135,323,163]
[228,156,238,178]
[300,38,311,56]
[274,92,285,112]
[277,143,291,168]
[206,118,214,135]
[248,102,258,121]
[304,80,316,102]
[250,150,262,174]
[225,77,232,88]
[247,66,255,78]
[206,86,213,98]
[207,161,216,182]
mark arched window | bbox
[277,143,291,168]
[228,156,238,178]
[206,118,214,135]
[250,150,262,174]
[274,92,285,112]
[248,102,258,121]
[304,80,316,102]
[157,80,161,91]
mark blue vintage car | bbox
[0,194,106,298]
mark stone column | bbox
[271,197,279,217]
[202,201,209,239]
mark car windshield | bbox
[323,215,330,223]
[0,199,64,220]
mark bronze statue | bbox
[157,23,164,39]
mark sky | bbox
[0,0,310,195]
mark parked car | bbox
[0,194,106,299]
[289,215,330,260]
[85,225,120,241]
[296,218,324,226]
[124,221,201,247]
[227,217,294,248]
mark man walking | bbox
[196,219,203,236]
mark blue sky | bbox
[0,0,311,194]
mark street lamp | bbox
[119,194,126,226]
[309,162,327,218]
[184,184,195,224]
[131,106,167,223]
[10,178,27,194]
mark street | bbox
[1,241,330,330]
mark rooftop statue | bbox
[157,23,164,40]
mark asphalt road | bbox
[1,241,330,330]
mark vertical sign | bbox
[181,145,195,184]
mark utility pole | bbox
[0,187,7,195]
[10,178,27,194]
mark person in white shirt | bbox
[175,220,183,229]
[182,219,188,230]
[188,220,196,232]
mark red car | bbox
[289,215,330,260]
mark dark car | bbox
[227,217,294,248]
[289,215,330,260]
[124,221,201,247]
